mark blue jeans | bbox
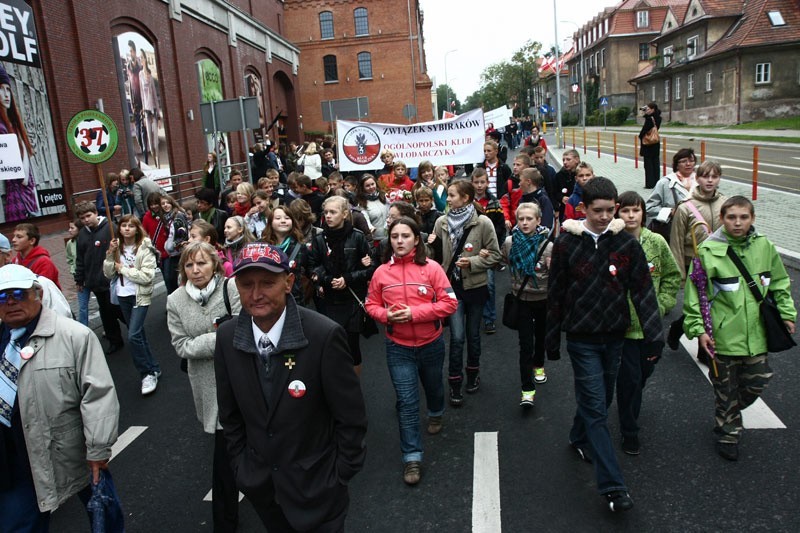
[117,295,160,377]
[385,335,446,463]
[77,285,91,326]
[567,339,627,495]
[482,269,496,323]
[161,256,179,296]
[616,339,656,439]
[448,299,484,381]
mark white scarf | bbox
[184,274,220,306]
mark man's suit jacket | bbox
[214,296,367,530]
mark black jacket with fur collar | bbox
[545,219,664,356]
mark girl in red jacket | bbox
[366,216,458,486]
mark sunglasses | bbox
[0,289,28,305]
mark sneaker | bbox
[465,371,480,394]
[519,390,535,408]
[716,441,739,461]
[141,374,158,395]
[449,383,464,407]
[484,321,496,335]
[605,490,634,512]
[403,461,421,485]
[571,442,593,464]
[533,367,547,384]
[427,416,443,435]
[622,436,640,455]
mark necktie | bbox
[258,334,275,374]
[0,328,27,427]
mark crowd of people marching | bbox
[1,119,796,530]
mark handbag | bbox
[646,187,679,242]
[348,287,379,338]
[502,275,531,330]
[726,247,796,353]
[86,469,125,533]
[642,125,659,145]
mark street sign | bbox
[599,97,609,107]
[66,109,119,164]
[539,105,550,114]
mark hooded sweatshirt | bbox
[14,246,61,289]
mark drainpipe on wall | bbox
[736,52,742,124]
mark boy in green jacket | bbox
[683,196,796,461]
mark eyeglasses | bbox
[0,289,28,305]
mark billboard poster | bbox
[0,0,67,223]
[197,58,230,184]
[114,31,171,188]
[336,108,485,172]
[245,72,266,144]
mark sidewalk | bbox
[545,144,800,269]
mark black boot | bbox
[466,368,480,394]
[449,380,464,407]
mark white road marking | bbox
[472,432,501,533]
[110,426,148,461]
[203,489,245,502]
[679,336,786,428]
[719,164,780,176]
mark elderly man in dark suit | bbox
[214,242,367,532]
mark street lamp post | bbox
[552,0,563,146]
[562,20,585,127]
[444,49,457,119]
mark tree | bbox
[435,84,460,118]
[465,40,543,117]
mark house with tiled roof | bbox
[629,0,800,124]
[564,0,691,121]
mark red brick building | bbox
[1,0,300,232]
[283,0,433,134]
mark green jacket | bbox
[626,228,681,339]
[683,227,797,356]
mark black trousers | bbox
[93,288,125,344]
[213,430,239,533]
[517,299,547,390]
[643,154,661,189]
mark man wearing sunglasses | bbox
[0,264,119,532]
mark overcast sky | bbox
[420,0,619,101]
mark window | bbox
[637,10,649,28]
[675,77,681,100]
[319,11,334,39]
[601,48,605,68]
[651,85,656,102]
[354,8,369,36]
[756,63,771,84]
[768,11,785,26]
[687,73,694,98]
[357,52,372,79]
[687,36,698,59]
[705,71,712,92]
[639,43,649,61]
[323,55,338,82]
[664,79,670,102]
[663,46,673,66]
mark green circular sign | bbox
[66,109,119,164]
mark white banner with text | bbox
[336,109,485,172]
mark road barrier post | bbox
[583,129,587,155]
[634,136,639,169]
[597,132,601,158]
[700,141,706,163]
[752,145,759,201]
[572,128,576,149]
[662,139,667,176]
[613,133,618,163]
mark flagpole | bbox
[553,0,563,148]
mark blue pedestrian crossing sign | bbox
[599,97,609,107]
[539,104,550,114]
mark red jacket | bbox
[366,251,458,347]
[142,211,168,259]
[14,246,61,289]
[500,188,523,226]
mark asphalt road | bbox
[562,129,800,193]
[49,270,800,532]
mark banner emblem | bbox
[342,125,381,165]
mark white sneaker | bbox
[141,374,158,395]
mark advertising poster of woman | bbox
[197,58,230,185]
[0,0,67,223]
[114,31,172,185]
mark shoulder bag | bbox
[642,119,659,145]
[726,247,796,353]
[348,287,378,338]
[502,275,531,330]
[646,186,679,242]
